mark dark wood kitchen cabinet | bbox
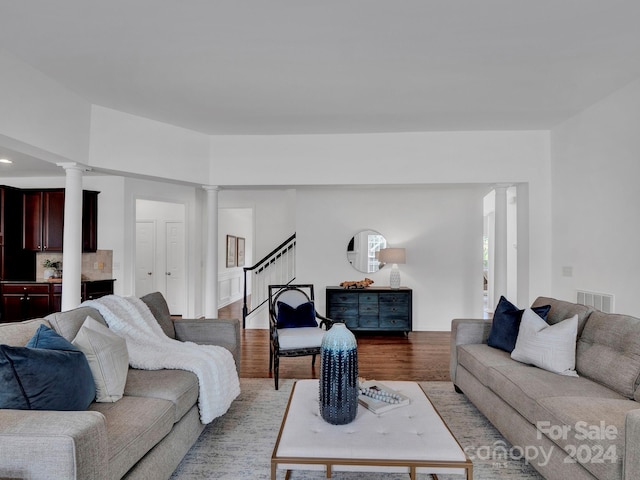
[82,279,115,301]
[1,283,51,322]
[82,190,99,252]
[1,280,114,322]
[1,186,29,280]
[22,189,99,253]
[23,189,65,251]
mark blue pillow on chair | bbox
[0,325,96,410]
[487,296,551,353]
[277,301,319,328]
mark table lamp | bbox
[378,248,406,289]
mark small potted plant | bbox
[42,259,62,280]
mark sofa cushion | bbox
[124,368,199,423]
[0,318,51,346]
[457,343,514,386]
[487,361,626,424]
[46,306,108,342]
[576,310,640,399]
[89,395,174,480]
[535,396,634,480]
[73,317,129,403]
[140,292,176,339]
[0,325,95,411]
[511,309,578,377]
[531,296,593,335]
[487,296,551,353]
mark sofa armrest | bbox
[624,408,640,479]
[450,318,492,385]
[173,317,241,372]
[0,409,108,480]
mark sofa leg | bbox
[454,384,464,394]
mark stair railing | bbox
[242,233,296,328]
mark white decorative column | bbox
[203,186,219,317]
[493,184,509,307]
[57,162,89,311]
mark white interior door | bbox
[135,221,156,297]
[165,221,185,314]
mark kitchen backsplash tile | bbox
[36,250,113,281]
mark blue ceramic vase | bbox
[319,323,359,425]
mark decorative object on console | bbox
[319,323,359,425]
[377,247,406,289]
[339,277,374,289]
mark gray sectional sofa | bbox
[451,296,640,480]
[0,292,241,480]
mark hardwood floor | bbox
[218,300,452,382]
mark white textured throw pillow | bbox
[511,309,579,377]
[73,316,129,402]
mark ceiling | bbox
[1,1,640,141]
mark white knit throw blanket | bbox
[83,295,240,424]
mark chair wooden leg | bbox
[274,355,280,390]
[269,345,273,372]
[311,354,317,366]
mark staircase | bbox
[242,233,296,327]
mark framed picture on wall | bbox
[226,235,237,268]
[237,237,245,267]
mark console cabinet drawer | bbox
[326,287,412,333]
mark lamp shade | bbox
[378,248,406,265]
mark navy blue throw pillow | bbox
[487,296,551,353]
[277,301,319,329]
[0,325,96,410]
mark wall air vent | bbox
[577,290,614,313]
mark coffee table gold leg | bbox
[326,463,332,478]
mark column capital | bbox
[56,162,91,172]
[202,185,220,192]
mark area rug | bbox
[170,378,544,480]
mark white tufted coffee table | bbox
[271,380,472,479]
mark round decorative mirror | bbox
[346,230,387,273]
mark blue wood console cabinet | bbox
[325,286,412,333]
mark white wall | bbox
[218,207,253,307]
[89,105,211,184]
[294,186,486,331]
[551,78,640,316]
[0,50,91,163]
[210,131,549,185]
[219,189,296,261]
[123,177,203,317]
[212,131,552,308]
